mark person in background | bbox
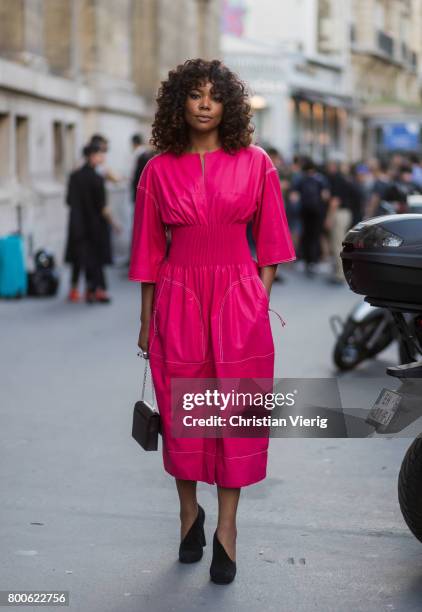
[273,150,302,253]
[348,162,369,225]
[324,159,355,285]
[287,155,305,255]
[67,133,124,297]
[130,134,147,203]
[291,157,330,278]
[410,153,422,189]
[65,144,90,302]
[130,134,154,200]
[132,132,146,155]
[64,142,122,304]
[263,146,293,283]
[383,163,422,214]
[131,139,156,206]
[389,153,406,181]
[89,133,123,184]
[364,159,392,218]
[127,135,158,266]
[365,157,379,191]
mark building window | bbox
[64,124,76,174]
[0,114,10,182]
[53,121,76,179]
[317,0,333,53]
[53,121,64,179]
[377,30,394,57]
[15,116,29,183]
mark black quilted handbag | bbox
[132,350,161,451]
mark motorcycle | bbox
[331,198,422,371]
[341,213,422,544]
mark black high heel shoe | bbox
[209,529,237,584]
[178,504,206,563]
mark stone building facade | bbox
[0,0,221,271]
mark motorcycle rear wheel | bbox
[398,435,422,544]
[333,316,394,371]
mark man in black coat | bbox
[290,157,331,278]
[64,143,121,303]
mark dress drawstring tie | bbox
[268,307,286,328]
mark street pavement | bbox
[1,260,421,612]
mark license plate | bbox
[366,388,401,428]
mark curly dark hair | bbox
[150,58,254,155]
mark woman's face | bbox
[184,80,223,134]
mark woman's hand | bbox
[259,264,277,297]
[324,214,334,231]
[101,205,123,233]
[112,220,124,234]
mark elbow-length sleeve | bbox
[128,160,167,283]
[251,153,297,267]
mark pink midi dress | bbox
[128,144,296,487]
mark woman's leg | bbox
[216,485,241,561]
[175,478,199,540]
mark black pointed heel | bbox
[209,529,237,584]
[178,504,206,563]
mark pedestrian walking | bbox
[260,145,292,283]
[410,153,422,189]
[130,134,156,206]
[64,142,121,304]
[324,160,355,284]
[383,162,422,213]
[345,162,367,225]
[365,159,392,219]
[88,133,122,184]
[291,157,330,278]
[128,58,296,584]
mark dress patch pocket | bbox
[149,278,206,363]
[218,275,274,363]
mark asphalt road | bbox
[1,261,421,612]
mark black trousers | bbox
[71,263,81,286]
[70,261,106,291]
[86,257,107,292]
[300,209,325,265]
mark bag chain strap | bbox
[137,350,156,410]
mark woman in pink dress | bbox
[129,58,296,584]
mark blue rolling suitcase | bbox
[0,234,27,298]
